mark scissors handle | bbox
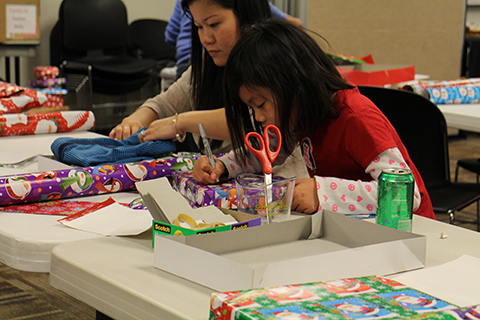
[244,125,282,175]
[245,131,273,174]
[263,125,282,164]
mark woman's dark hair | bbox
[181,0,272,149]
[224,19,353,159]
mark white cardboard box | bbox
[154,210,426,292]
[0,0,40,44]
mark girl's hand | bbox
[109,119,144,140]
[193,156,225,184]
[292,178,319,214]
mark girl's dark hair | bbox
[181,0,272,150]
[224,19,353,159]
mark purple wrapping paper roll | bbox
[0,157,195,206]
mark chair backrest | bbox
[60,0,129,53]
[128,19,176,61]
[357,85,451,189]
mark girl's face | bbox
[239,85,278,128]
[190,0,241,67]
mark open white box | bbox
[154,210,426,292]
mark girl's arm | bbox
[294,147,421,214]
[193,145,308,185]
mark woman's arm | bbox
[109,67,194,140]
[140,108,231,142]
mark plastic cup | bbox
[235,173,296,225]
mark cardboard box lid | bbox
[154,210,426,292]
[0,0,40,43]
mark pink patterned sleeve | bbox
[314,147,421,214]
[218,149,262,179]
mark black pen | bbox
[199,123,215,169]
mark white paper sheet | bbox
[37,155,72,171]
[0,152,38,165]
[389,254,480,307]
[58,202,152,236]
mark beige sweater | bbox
[139,67,232,154]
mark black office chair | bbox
[358,85,480,231]
[456,159,480,184]
[128,19,176,72]
[50,0,160,132]
[455,158,480,227]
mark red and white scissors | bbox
[245,125,282,222]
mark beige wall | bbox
[308,0,466,80]
[3,0,176,86]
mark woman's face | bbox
[239,85,278,128]
[189,0,241,67]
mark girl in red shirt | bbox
[192,19,435,219]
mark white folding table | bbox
[49,215,480,320]
[0,131,141,272]
[438,103,480,133]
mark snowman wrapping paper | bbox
[0,157,195,206]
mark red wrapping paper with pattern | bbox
[34,66,60,80]
[0,111,95,136]
[0,81,48,114]
[0,82,22,97]
[43,94,64,109]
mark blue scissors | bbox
[245,125,282,222]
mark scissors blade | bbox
[265,173,273,224]
[265,173,272,186]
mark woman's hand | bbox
[139,115,178,143]
[193,156,226,184]
[292,177,319,214]
[109,106,158,140]
[109,118,144,140]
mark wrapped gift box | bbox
[338,64,415,86]
[172,171,288,209]
[35,88,68,110]
[172,171,238,209]
[210,275,476,320]
[0,82,47,114]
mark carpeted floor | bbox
[0,263,95,319]
[0,130,479,319]
[436,130,480,231]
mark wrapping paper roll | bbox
[425,86,480,104]
[0,157,195,206]
[401,78,480,104]
[0,111,95,136]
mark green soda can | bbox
[376,168,415,232]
